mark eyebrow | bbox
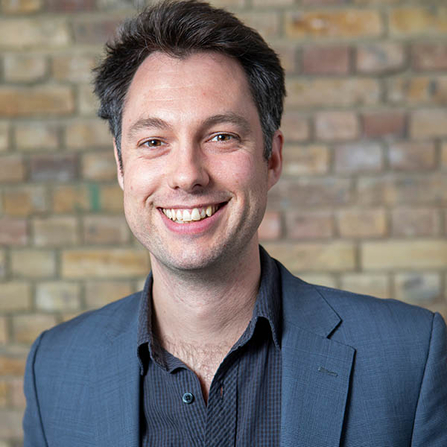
[127,112,252,140]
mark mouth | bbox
[159,203,226,224]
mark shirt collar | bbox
[137,245,282,375]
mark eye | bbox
[210,134,236,142]
[141,139,165,148]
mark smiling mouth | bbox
[160,204,224,224]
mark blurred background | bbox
[1,0,447,444]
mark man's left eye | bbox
[211,134,235,142]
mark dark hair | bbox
[93,0,285,163]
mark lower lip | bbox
[159,204,227,235]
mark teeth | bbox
[162,205,219,223]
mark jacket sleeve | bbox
[23,332,49,447]
[411,312,447,446]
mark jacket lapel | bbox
[278,263,355,447]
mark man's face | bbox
[117,52,282,273]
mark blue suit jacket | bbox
[23,261,447,446]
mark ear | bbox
[113,139,124,191]
[267,130,283,190]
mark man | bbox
[23,1,447,445]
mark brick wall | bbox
[1,0,446,444]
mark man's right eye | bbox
[141,139,164,147]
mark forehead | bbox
[122,51,257,124]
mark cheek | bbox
[123,160,160,196]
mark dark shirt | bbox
[137,247,282,446]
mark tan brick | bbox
[4,54,46,83]
[0,19,70,49]
[46,0,95,12]
[52,54,96,83]
[297,273,337,288]
[100,184,124,212]
[13,314,57,344]
[0,283,31,312]
[0,123,9,152]
[353,0,399,4]
[388,141,436,171]
[83,215,130,244]
[285,211,333,239]
[1,0,42,13]
[272,43,297,74]
[362,111,406,138]
[72,17,123,45]
[302,0,344,6]
[11,250,56,278]
[391,208,440,237]
[0,86,74,117]
[285,10,383,39]
[253,0,293,7]
[337,208,387,238]
[362,240,447,270]
[281,112,310,142]
[388,76,447,105]
[410,109,447,138]
[52,184,92,213]
[283,144,329,175]
[0,155,25,183]
[78,84,98,116]
[85,280,133,309]
[36,282,81,312]
[62,249,149,278]
[0,409,23,438]
[357,175,447,206]
[287,78,380,108]
[0,251,5,279]
[14,122,59,151]
[9,377,25,408]
[258,211,281,241]
[82,151,117,181]
[341,274,390,299]
[0,380,8,407]
[264,241,356,272]
[0,218,27,246]
[390,7,447,36]
[205,0,246,7]
[356,43,406,74]
[394,273,441,306]
[30,153,78,182]
[412,43,447,71]
[239,12,280,39]
[0,317,7,345]
[33,216,79,246]
[2,185,48,216]
[65,120,111,150]
[301,45,350,75]
[315,111,359,141]
[0,355,26,375]
[442,142,447,170]
[334,142,383,173]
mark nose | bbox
[167,143,210,192]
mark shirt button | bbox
[182,392,194,404]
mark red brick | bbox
[45,0,95,12]
[412,43,447,71]
[0,251,5,279]
[362,111,406,138]
[442,142,447,170]
[301,46,350,75]
[52,54,96,82]
[82,215,130,244]
[1,0,42,13]
[391,208,440,237]
[410,109,447,138]
[4,54,47,83]
[315,111,359,141]
[390,8,447,37]
[0,155,25,183]
[81,151,117,181]
[258,211,281,241]
[337,208,387,238]
[356,43,406,74]
[0,86,74,117]
[341,274,390,299]
[394,273,441,305]
[72,18,122,45]
[388,141,436,171]
[2,185,48,216]
[281,112,310,142]
[283,178,352,206]
[9,378,25,409]
[30,153,78,182]
[285,10,383,39]
[33,216,79,246]
[388,76,447,105]
[14,122,59,151]
[287,78,380,108]
[334,142,383,173]
[0,218,27,246]
[285,211,333,239]
[85,280,133,309]
[253,0,293,7]
[283,144,329,175]
[272,43,298,74]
